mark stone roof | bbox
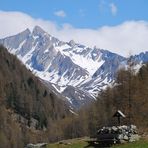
[113,110,126,118]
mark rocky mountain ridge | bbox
[0,26,147,109]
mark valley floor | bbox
[47,137,148,148]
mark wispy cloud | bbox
[98,0,106,13]
[54,10,66,17]
[79,9,85,17]
[99,1,117,16]
[109,3,117,16]
[0,11,148,57]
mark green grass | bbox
[113,140,148,148]
[47,138,88,148]
[47,142,87,148]
[47,138,148,148]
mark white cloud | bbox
[0,11,148,57]
[0,11,59,38]
[54,10,66,17]
[110,3,117,16]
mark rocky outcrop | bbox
[97,125,140,144]
[25,143,47,148]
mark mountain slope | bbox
[0,45,72,147]
[0,46,69,126]
[0,26,148,109]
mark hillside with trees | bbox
[57,61,148,139]
[72,62,148,137]
[0,45,70,147]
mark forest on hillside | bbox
[0,45,70,147]
[69,60,148,137]
[55,60,148,139]
[0,45,148,147]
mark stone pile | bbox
[97,125,140,144]
[25,143,47,148]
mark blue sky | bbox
[0,0,148,56]
[1,0,148,28]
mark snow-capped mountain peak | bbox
[33,25,47,36]
[0,26,147,109]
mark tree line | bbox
[42,59,148,141]
[67,60,148,137]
